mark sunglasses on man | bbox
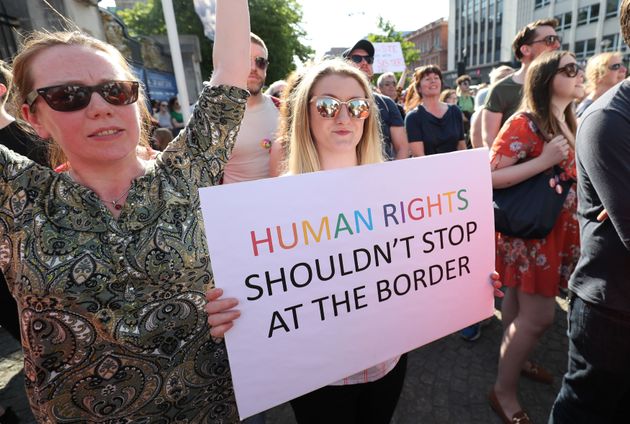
[349,54,374,65]
[310,96,370,119]
[529,35,562,47]
[556,63,583,78]
[253,56,269,70]
[26,80,139,112]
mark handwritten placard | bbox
[373,42,406,73]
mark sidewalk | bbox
[0,298,569,423]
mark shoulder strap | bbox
[520,112,550,142]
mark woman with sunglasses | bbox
[405,65,466,157]
[0,0,249,422]
[576,52,627,118]
[489,51,583,424]
[284,59,407,424]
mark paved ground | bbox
[0,297,569,423]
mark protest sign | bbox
[373,42,406,73]
[199,148,495,419]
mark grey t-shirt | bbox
[484,76,522,127]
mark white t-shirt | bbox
[223,94,279,184]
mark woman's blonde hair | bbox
[286,59,384,174]
[520,50,577,145]
[584,52,622,92]
[11,30,151,167]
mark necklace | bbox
[108,184,132,210]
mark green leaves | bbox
[117,0,313,84]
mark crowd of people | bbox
[0,0,628,423]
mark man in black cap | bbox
[343,39,409,160]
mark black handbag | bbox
[493,113,573,239]
[493,166,572,239]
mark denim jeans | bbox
[549,294,630,424]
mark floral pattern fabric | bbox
[0,84,248,423]
[490,113,580,297]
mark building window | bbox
[577,4,600,26]
[556,12,572,30]
[606,0,620,18]
[601,33,627,52]
[535,0,551,9]
[574,38,597,60]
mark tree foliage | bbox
[367,17,419,77]
[117,0,313,83]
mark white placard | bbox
[373,42,406,73]
[199,149,495,419]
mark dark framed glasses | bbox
[556,63,582,78]
[26,80,139,112]
[254,56,269,70]
[608,62,625,71]
[349,54,374,65]
[530,35,562,47]
[310,96,370,119]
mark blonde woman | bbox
[576,52,627,117]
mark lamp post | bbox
[457,48,467,76]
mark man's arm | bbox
[470,109,484,148]
[482,109,503,148]
[390,126,410,159]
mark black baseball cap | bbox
[342,39,375,59]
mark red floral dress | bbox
[491,113,580,297]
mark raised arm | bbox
[209,0,250,89]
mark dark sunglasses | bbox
[254,56,269,70]
[556,63,582,78]
[608,62,625,71]
[26,80,139,112]
[350,54,374,65]
[310,96,370,119]
[529,35,562,47]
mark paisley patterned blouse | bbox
[0,84,248,423]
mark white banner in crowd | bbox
[199,149,495,419]
[193,0,217,41]
[373,42,406,73]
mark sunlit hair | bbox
[622,0,630,46]
[585,52,622,92]
[286,59,384,175]
[251,32,268,57]
[403,84,421,112]
[439,89,457,103]
[274,70,306,175]
[512,18,559,61]
[11,30,151,167]
[412,65,443,99]
[519,50,577,145]
[0,60,12,108]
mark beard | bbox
[247,76,264,96]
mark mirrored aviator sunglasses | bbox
[26,80,139,112]
[556,63,582,78]
[310,96,370,119]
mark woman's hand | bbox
[205,288,240,337]
[490,271,504,298]
[539,134,570,168]
[597,209,609,222]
